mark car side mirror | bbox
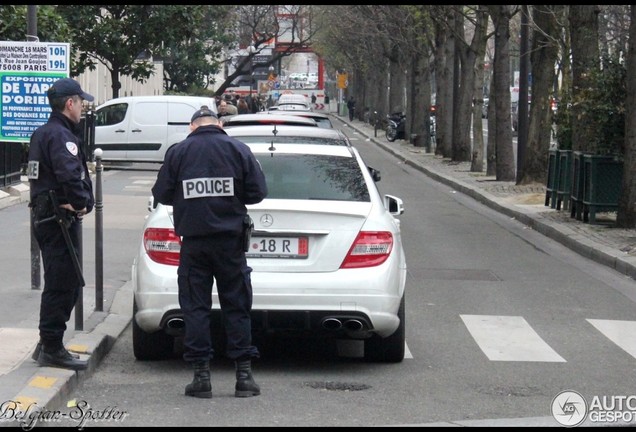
[368,166,381,182]
[384,194,404,215]
[148,196,158,212]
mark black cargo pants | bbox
[177,233,259,363]
[33,215,82,349]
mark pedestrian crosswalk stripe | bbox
[587,319,636,359]
[461,315,566,362]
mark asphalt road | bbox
[43,121,636,427]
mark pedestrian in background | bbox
[224,97,238,116]
[151,106,268,399]
[27,78,95,371]
[237,97,250,114]
[347,96,356,121]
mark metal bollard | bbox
[94,148,104,312]
[374,111,378,138]
[31,210,41,290]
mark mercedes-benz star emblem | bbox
[260,214,273,227]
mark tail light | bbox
[144,228,181,266]
[340,231,393,269]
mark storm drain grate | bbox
[302,381,371,391]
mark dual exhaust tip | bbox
[167,316,365,333]
[321,317,364,332]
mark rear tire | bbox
[132,299,175,360]
[364,295,405,363]
[386,126,397,142]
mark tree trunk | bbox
[517,5,560,185]
[434,10,454,158]
[489,5,516,181]
[454,7,488,164]
[389,48,406,116]
[569,5,600,153]
[616,5,636,228]
[451,9,464,160]
[486,85,497,176]
[466,7,489,170]
[409,47,432,149]
[110,66,121,99]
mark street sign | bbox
[337,72,348,89]
[0,41,70,142]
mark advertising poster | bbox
[0,41,70,142]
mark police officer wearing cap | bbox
[28,78,95,371]
[152,106,267,399]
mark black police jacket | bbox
[28,111,94,213]
[152,125,268,237]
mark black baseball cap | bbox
[191,106,218,123]
[47,78,94,102]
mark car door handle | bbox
[132,129,142,133]
[115,129,126,133]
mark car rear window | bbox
[313,118,333,128]
[223,119,317,127]
[256,154,370,201]
[238,136,348,146]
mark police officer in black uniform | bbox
[28,78,95,370]
[152,106,267,399]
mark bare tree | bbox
[517,5,561,185]
[617,5,636,228]
[569,5,600,153]
[432,6,455,158]
[488,5,516,181]
[216,5,323,96]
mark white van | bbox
[94,95,217,163]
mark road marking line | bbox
[587,319,636,359]
[461,314,566,362]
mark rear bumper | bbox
[133,251,406,339]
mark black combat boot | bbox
[37,346,88,371]
[235,359,260,398]
[32,341,79,361]
[185,360,212,398]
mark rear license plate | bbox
[246,236,308,259]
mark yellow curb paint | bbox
[13,396,38,410]
[66,344,89,354]
[29,375,58,388]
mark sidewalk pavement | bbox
[1,115,636,425]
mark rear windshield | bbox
[238,136,348,146]
[224,120,317,127]
[256,154,370,201]
[313,118,333,128]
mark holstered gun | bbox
[242,215,254,252]
[33,190,85,287]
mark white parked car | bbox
[221,113,319,128]
[220,125,353,148]
[132,131,407,363]
[268,109,334,129]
